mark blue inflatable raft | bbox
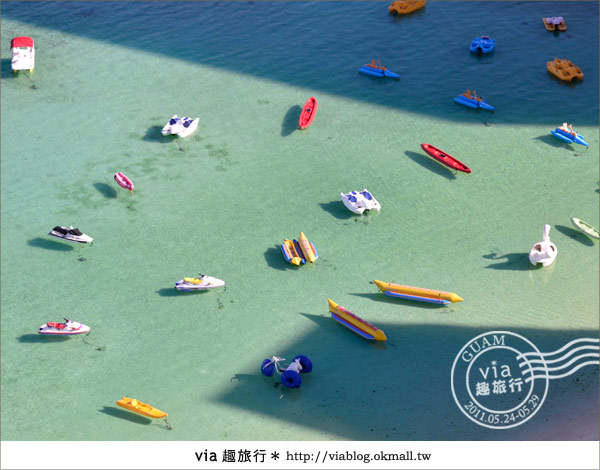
[550,127,588,146]
[470,36,495,54]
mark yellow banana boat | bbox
[374,280,463,305]
[280,232,318,265]
[116,397,168,419]
[328,299,387,341]
[297,232,316,263]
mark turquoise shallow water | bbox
[1,1,598,442]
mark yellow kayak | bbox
[374,280,463,305]
[116,397,167,419]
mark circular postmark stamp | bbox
[451,331,549,429]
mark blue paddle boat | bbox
[358,60,400,79]
[453,90,495,111]
[551,124,588,146]
[470,36,495,54]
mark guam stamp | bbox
[451,331,599,429]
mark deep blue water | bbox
[2,0,599,125]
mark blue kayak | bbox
[550,128,588,146]
[358,65,400,79]
[470,36,495,54]
[454,94,495,111]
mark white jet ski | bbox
[175,274,225,291]
[48,226,93,244]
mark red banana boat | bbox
[298,97,318,130]
[114,172,134,193]
[420,143,471,173]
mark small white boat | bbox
[571,217,599,240]
[161,115,199,137]
[529,224,557,267]
[340,189,381,214]
[48,225,93,244]
[11,36,35,72]
[39,319,90,335]
[175,274,225,291]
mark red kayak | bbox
[420,143,471,173]
[299,97,318,130]
[114,172,134,193]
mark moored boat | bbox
[547,58,583,82]
[175,274,225,291]
[420,143,471,173]
[48,225,93,244]
[374,280,463,305]
[388,0,426,15]
[116,397,167,419]
[39,319,90,335]
[299,97,318,130]
[453,89,494,111]
[11,36,35,72]
[340,189,381,214]
[281,232,318,265]
[358,60,400,79]
[550,123,588,146]
[114,172,134,193]
[529,224,557,267]
[328,299,387,341]
[570,218,599,240]
[469,36,495,54]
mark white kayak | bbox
[175,274,225,291]
[571,217,599,240]
[39,319,90,335]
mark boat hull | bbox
[374,280,463,304]
[571,217,600,240]
[358,66,400,79]
[114,172,134,192]
[454,95,494,111]
[420,143,471,173]
[117,397,167,418]
[328,299,386,341]
[299,97,318,130]
[175,276,225,291]
[550,128,588,146]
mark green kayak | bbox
[571,217,600,240]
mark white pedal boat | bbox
[11,36,35,72]
[39,319,90,335]
[161,115,199,138]
[48,225,93,244]
[529,224,557,267]
[340,189,381,214]
[175,274,225,291]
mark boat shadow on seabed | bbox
[483,251,531,271]
[404,151,457,180]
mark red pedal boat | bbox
[420,143,471,173]
[114,172,134,193]
[298,97,318,130]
